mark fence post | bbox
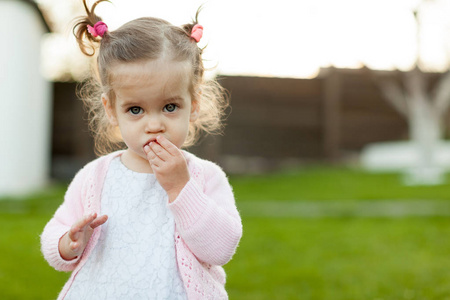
[322,68,341,161]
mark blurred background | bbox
[2,0,450,299]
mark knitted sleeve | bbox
[168,160,242,266]
[40,165,90,272]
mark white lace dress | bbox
[65,157,187,299]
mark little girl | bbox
[40,1,242,299]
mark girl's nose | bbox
[144,115,164,133]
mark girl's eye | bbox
[129,107,143,115]
[164,104,177,113]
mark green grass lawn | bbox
[230,167,450,201]
[1,168,450,299]
[225,217,450,300]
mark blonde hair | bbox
[74,0,228,155]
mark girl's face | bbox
[103,58,198,172]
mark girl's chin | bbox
[118,150,151,173]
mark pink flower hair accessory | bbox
[87,21,108,38]
[190,24,203,43]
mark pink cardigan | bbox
[41,150,242,300]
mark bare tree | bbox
[373,1,450,184]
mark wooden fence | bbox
[52,67,445,177]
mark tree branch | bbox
[432,71,450,118]
[376,79,409,117]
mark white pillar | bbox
[0,1,52,196]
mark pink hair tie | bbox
[87,21,108,38]
[190,24,203,43]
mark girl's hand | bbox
[59,213,108,261]
[143,135,190,203]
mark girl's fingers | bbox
[149,142,169,162]
[79,213,96,228]
[77,214,96,232]
[68,224,82,241]
[90,215,108,229]
[144,145,157,160]
[150,156,162,168]
[156,135,178,156]
[144,145,163,167]
[70,241,79,251]
[68,213,98,241]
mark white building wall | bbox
[0,1,52,196]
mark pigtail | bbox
[180,6,205,82]
[73,0,110,56]
[179,6,230,148]
[182,6,203,41]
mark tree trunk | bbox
[403,70,445,185]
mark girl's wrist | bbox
[167,188,182,203]
[167,180,189,203]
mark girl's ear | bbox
[102,94,118,126]
[190,100,200,122]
